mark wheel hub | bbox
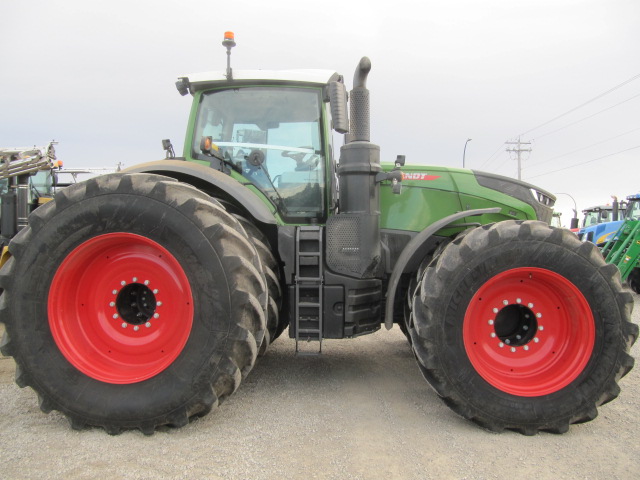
[494,304,537,346]
[115,281,158,327]
[493,301,540,350]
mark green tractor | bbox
[0,33,636,435]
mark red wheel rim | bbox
[49,233,194,384]
[463,267,594,396]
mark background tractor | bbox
[602,193,640,293]
[0,143,117,254]
[0,143,60,251]
[0,33,636,435]
[577,197,627,245]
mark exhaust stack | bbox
[347,57,372,143]
[326,57,382,280]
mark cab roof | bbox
[181,69,340,93]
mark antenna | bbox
[222,31,236,80]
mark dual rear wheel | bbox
[0,173,268,434]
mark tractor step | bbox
[295,226,323,354]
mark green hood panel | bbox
[379,164,552,233]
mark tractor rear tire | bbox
[410,220,637,434]
[0,173,267,434]
[233,214,284,354]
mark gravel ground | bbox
[1,293,639,480]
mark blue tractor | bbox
[577,197,628,246]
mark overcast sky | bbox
[1,0,638,226]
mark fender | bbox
[384,207,501,329]
[123,160,277,225]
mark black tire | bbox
[410,220,637,434]
[233,214,284,353]
[0,173,267,434]
[400,237,455,342]
[627,268,640,294]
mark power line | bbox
[527,145,640,179]
[478,143,505,170]
[478,90,639,174]
[533,92,640,140]
[519,72,640,137]
[494,152,513,173]
[525,127,640,169]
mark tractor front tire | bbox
[0,173,267,434]
[627,268,640,294]
[410,220,637,434]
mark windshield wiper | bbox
[245,149,289,215]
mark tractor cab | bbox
[623,194,640,221]
[174,33,351,224]
[191,84,330,221]
[177,67,346,224]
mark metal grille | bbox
[349,89,370,142]
[326,214,380,277]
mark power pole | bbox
[505,137,531,180]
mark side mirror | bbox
[328,81,349,134]
[162,139,175,159]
